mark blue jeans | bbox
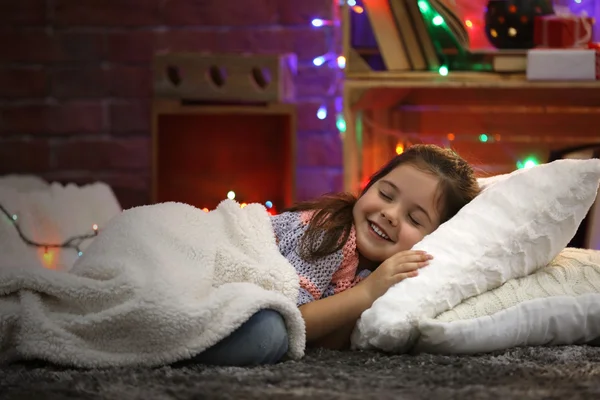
[184,309,289,367]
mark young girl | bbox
[188,144,480,367]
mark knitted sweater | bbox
[271,211,370,306]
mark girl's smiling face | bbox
[352,164,442,264]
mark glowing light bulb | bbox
[313,55,327,66]
[227,191,236,200]
[336,114,346,132]
[447,133,455,141]
[524,159,537,168]
[347,0,357,6]
[317,105,327,120]
[433,15,444,26]
[311,19,325,27]
[396,143,404,155]
[240,203,247,208]
[12,214,17,221]
[351,5,364,13]
[202,207,209,212]
[479,134,489,143]
[465,20,473,28]
[337,56,346,69]
[418,1,429,12]
[517,157,539,170]
[78,251,83,257]
[438,65,449,76]
[265,201,273,209]
[42,248,54,268]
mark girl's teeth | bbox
[370,223,389,240]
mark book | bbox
[403,0,440,70]
[389,0,427,70]
[429,0,470,52]
[362,0,412,70]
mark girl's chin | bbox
[356,241,387,267]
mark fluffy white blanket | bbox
[0,199,305,368]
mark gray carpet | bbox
[1,346,599,400]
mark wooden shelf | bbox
[344,73,600,112]
[346,71,600,90]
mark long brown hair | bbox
[287,144,480,261]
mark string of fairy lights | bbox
[0,203,99,259]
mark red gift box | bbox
[589,43,600,79]
[534,15,595,48]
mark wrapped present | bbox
[533,14,595,48]
[526,48,598,81]
[589,43,600,79]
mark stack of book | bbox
[359,0,527,73]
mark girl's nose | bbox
[381,206,399,227]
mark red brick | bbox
[295,167,336,201]
[106,31,157,63]
[0,139,52,173]
[0,31,60,63]
[0,31,105,63]
[54,0,163,27]
[58,33,107,63]
[295,65,340,99]
[296,131,342,168]
[162,0,276,26]
[51,68,109,99]
[158,28,328,62]
[0,102,105,135]
[296,101,338,133]
[0,68,49,98]
[219,28,329,62]
[109,101,151,134]
[277,0,334,25]
[54,138,150,170]
[0,0,47,26]
[107,66,152,97]
[329,168,344,193]
[156,30,219,53]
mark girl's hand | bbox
[359,250,432,303]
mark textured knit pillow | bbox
[351,159,600,353]
[415,248,600,353]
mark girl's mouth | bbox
[369,222,392,241]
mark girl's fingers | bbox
[391,270,419,284]
[391,250,433,264]
[392,260,429,274]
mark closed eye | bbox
[409,215,421,226]
[379,190,392,200]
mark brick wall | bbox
[0,0,343,209]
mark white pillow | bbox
[416,294,600,354]
[351,159,600,353]
[415,248,600,353]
